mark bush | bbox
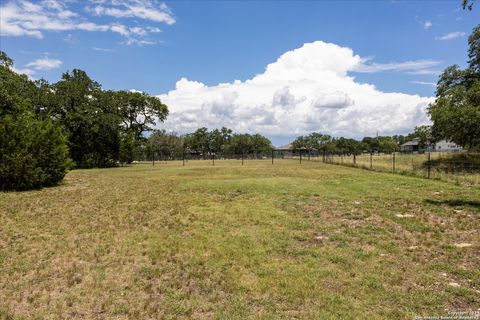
[0,113,72,191]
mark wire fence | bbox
[139,149,480,186]
[287,150,480,186]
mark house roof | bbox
[277,143,293,150]
[401,138,420,147]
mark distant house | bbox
[277,143,293,150]
[434,140,462,152]
[400,138,420,152]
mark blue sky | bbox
[1,0,478,145]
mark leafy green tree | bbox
[51,70,118,167]
[251,134,273,156]
[0,51,37,116]
[362,136,398,152]
[0,53,71,190]
[291,135,308,150]
[112,90,169,140]
[377,137,398,152]
[292,132,333,153]
[334,137,365,154]
[428,25,480,150]
[147,130,184,160]
[412,125,433,149]
[308,133,334,153]
[229,134,253,155]
[119,131,137,165]
[209,127,232,156]
[0,51,13,68]
[184,127,210,157]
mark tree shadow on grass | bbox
[424,199,480,208]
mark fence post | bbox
[370,152,373,170]
[212,153,215,166]
[393,152,396,173]
[300,150,302,164]
[271,149,274,164]
[427,152,431,179]
[182,150,185,166]
[353,154,356,166]
[242,150,244,166]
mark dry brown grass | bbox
[0,160,479,319]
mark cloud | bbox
[424,21,432,29]
[93,47,113,52]
[86,0,175,25]
[354,59,442,73]
[405,69,441,75]
[0,0,172,45]
[158,41,433,139]
[25,57,62,70]
[411,81,436,86]
[435,31,465,40]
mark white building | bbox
[434,140,462,152]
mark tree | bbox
[147,130,184,161]
[0,113,71,190]
[428,25,480,150]
[467,25,480,73]
[377,137,398,152]
[119,131,137,165]
[308,132,333,152]
[291,135,308,150]
[229,134,253,155]
[50,70,118,167]
[209,127,232,157]
[334,137,365,154]
[250,134,273,157]
[293,132,333,153]
[0,53,71,190]
[0,51,13,68]
[112,90,169,140]
[412,125,433,149]
[44,71,170,167]
[184,127,210,157]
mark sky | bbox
[1,0,478,146]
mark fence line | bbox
[137,149,480,186]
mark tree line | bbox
[142,127,273,161]
[290,125,432,155]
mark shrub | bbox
[0,113,72,191]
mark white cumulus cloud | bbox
[158,41,433,139]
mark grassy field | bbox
[1,160,479,319]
